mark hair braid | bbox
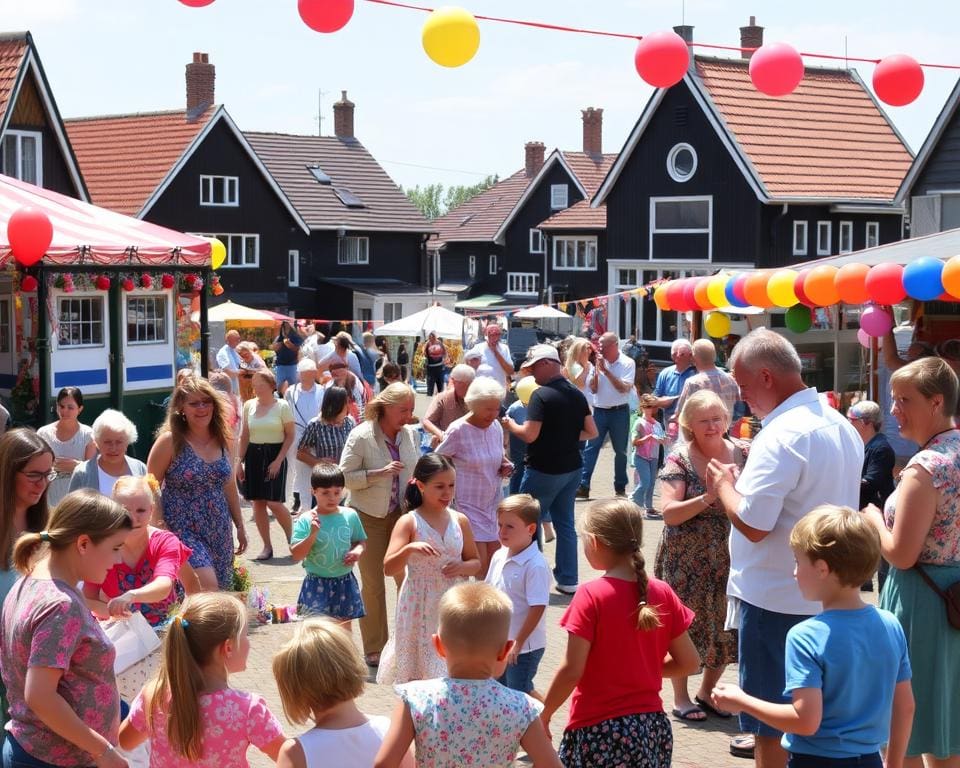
[631,547,661,630]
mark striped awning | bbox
[0,173,210,266]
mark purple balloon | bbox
[860,305,894,337]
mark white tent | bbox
[513,305,571,320]
[376,304,466,340]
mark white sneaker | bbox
[555,583,578,595]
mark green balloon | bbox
[784,305,812,333]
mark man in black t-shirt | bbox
[503,344,597,594]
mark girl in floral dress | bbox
[119,592,286,767]
[377,454,481,685]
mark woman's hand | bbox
[106,594,134,619]
[497,460,514,478]
[267,459,283,480]
[540,713,552,741]
[441,560,472,577]
[95,745,128,768]
[235,527,248,555]
[236,462,245,483]
[406,541,440,558]
[54,457,78,473]
[376,461,404,478]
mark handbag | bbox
[914,564,960,630]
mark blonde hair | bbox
[677,390,729,443]
[582,499,660,630]
[890,356,959,417]
[157,377,233,457]
[149,593,246,760]
[0,429,53,570]
[497,494,540,527]
[692,338,717,366]
[438,582,512,654]
[364,382,415,422]
[12,489,131,574]
[272,618,367,725]
[790,505,881,588]
[112,474,160,508]
[564,339,592,377]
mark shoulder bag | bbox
[914,564,960,630]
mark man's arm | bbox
[580,414,598,442]
[706,460,771,543]
[603,358,635,395]
[881,330,907,372]
[492,342,514,376]
[504,417,542,444]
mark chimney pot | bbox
[673,25,694,44]
[740,17,764,59]
[333,90,356,139]
[525,141,545,177]
[185,52,215,115]
[581,107,603,157]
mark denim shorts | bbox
[738,601,810,737]
[499,646,545,694]
[274,363,299,389]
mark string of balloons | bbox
[176,0,941,106]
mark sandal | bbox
[730,734,755,759]
[671,704,706,722]
[252,549,273,561]
[696,695,733,718]
[364,653,381,668]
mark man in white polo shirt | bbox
[468,323,514,388]
[706,328,862,768]
[578,331,636,498]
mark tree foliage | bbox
[404,175,498,220]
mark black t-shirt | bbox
[275,330,302,366]
[525,376,590,474]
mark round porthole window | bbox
[667,142,698,183]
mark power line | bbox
[379,158,494,177]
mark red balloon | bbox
[634,30,689,88]
[873,54,924,107]
[7,206,53,266]
[20,275,38,292]
[749,42,804,97]
[298,0,354,33]
[793,269,814,306]
[681,280,698,312]
[864,262,906,305]
[178,0,215,5]
[666,280,686,311]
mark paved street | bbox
[234,394,744,767]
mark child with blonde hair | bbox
[273,618,414,768]
[119,592,285,766]
[375,582,561,768]
[541,499,700,767]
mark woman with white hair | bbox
[422,363,475,447]
[285,357,323,512]
[68,409,147,494]
[437,377,513,576]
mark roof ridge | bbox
[64,105,218,123]
[0,32,28,42]
[695,53,857,77]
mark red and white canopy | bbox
[0,174,210,266]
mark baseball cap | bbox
[464,348,482,361]
[521,344,561,369]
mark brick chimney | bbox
[525,141,545,177]
[333,91,355,140]
[185,52,215,115]
[582,107,603,157]
[740,16,764,59]
[673,25,694,44]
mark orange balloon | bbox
[803,265,840,306]
[693,277,713,309]
[943,254,960,298]
[653,284,670,311]
[834,263,871,304]
[743,271,774,308]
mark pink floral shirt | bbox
[128,687,284,767]
[0,577,119,766]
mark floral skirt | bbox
[298,572,365,621]
[559,711,673,768]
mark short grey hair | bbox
[449,364,476,383]
[728,328,801,376]
[671,338,693,355]
[464,377,505,408]
[848,400,882,429]
[92,408,138,445]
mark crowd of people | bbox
[0,317,957,768]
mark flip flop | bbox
[696,695,733,718]
[671,704,706,722]
[730,734,755,759]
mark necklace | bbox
[922,427,958,450]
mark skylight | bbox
[334,186,366,208]
[308,164,331,184]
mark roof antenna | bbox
[844,35,848,69]
[316,87,329,136]
[681,0,685,26]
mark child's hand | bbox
[406,541,440,558]
[106,593,134,618]
[343,547,362,565]
[309,513,321,532]
[506,643,520,666]
[710,683,745,714]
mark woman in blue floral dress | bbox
[148,377,247,591]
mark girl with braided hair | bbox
[540,499,700,768]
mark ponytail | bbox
[403,478,424,511]
[403,453,456,512]
[12,531,46,574]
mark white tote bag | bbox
[103,612,162,674]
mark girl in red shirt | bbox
[541,499,700,767]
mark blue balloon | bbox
[902,257,944,301]
[724,274,751,308]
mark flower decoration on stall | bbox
[210,274,224,296]
[140,273,153,289]
[161,273,175,289]
[19,274,38,293]
[95,275,111,291]
[181,273,204,293]
[121,276,135,292]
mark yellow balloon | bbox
[210,237,226,271]
[767,268,799,308]
[515,375,540,407]
[703,311,731,338]
[422,6,480,68]
[706,275,730,308]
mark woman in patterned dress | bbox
[148,377,247,591]
[656,390,744,722]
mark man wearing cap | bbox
[467,323,514,388]
[285,358,324,512]
[504,344,597,594]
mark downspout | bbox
[35,263,48,428]
[542,231,547,304]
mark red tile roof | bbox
[538,151,615,229]
[65,107,217,216]
[245,132,431,233]
[0,35,27,123]
[539,199,606,230]
[560,151,616,197]
[429,169,531,247]
[695,57,912,201]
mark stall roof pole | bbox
[36,265,48,429]
[200,269,210,377]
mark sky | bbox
[11,0,960,192]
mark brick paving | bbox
[232,394,748,767]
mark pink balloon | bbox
[298,0,354,33]
[634,30,690,88]
[857,328,872,349]
[178,0,215,6]
[860,305,894,337]
[7,206,53,266]
[873,54,924,107]
[749,42,804,97]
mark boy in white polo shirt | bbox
[486,494,551,699]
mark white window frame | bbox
[488,254,497,275]
[383,302,403,323]
[866,221,880,249]
[507,272,539,296]
[199,175,239,207]
[817,221,832,256]
[3,129,42,186]
[839,221,853,254]
[529,228,544,253]
[550,184,568,210]
[57,295,106,349]
[468,254,476,278]
[649,196,713,262]
[666,142,698,183]
[288,250,299,287]
[125,295,168,346]
[0,297,11,355]
[792,221,808,256]
[338,236,369,265]
[552,236,598,271]
[197,233,260,268]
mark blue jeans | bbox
[498,646,545,693]
[274,363,299,389]
[581,405,630,492]
[631,456,657,509]
[508,460,526,496]
[520,467,580,587]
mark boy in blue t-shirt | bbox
[712,505,914,768]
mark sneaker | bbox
[555,583,578,595]
[576,486,590,500]
[644,509,663,520]
[614,489,627,498]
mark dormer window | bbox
[550,184,568,210]
[2,130,41,185]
